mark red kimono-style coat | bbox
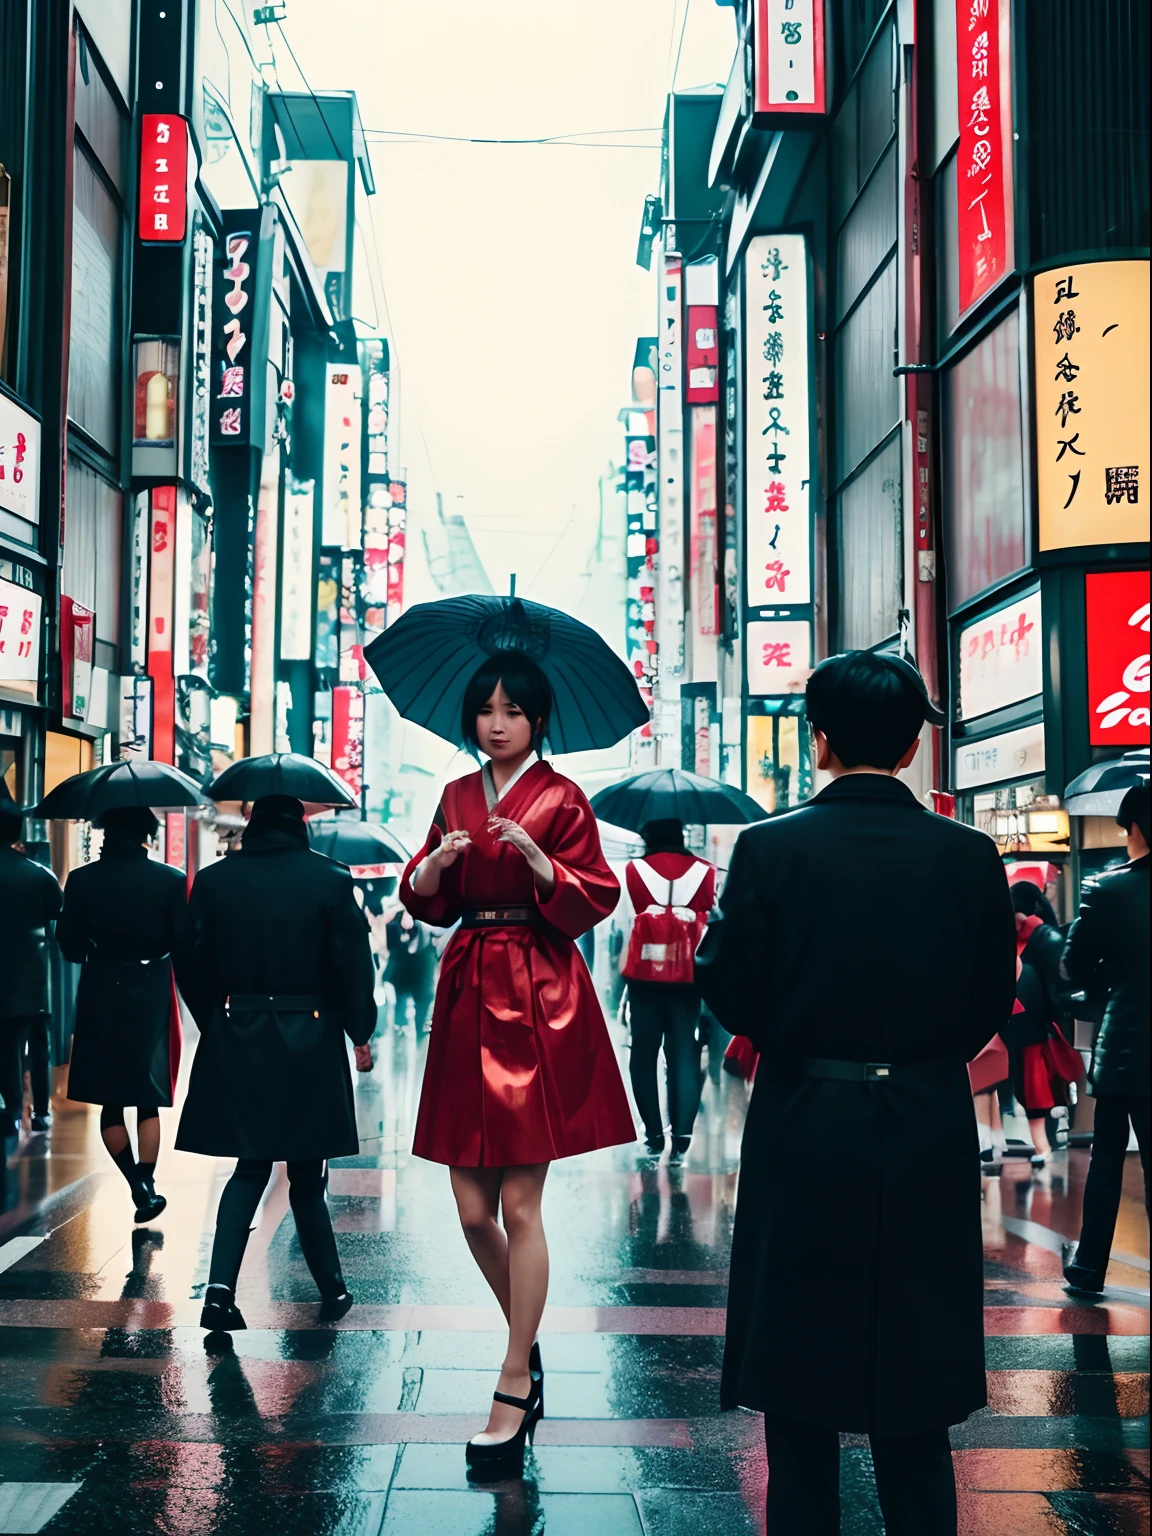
[401,759,636,1167]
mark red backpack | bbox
[622,858,711,984]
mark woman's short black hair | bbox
[97,805,159,842]
[640,818,686,854]
[805,652,924,770]
[461,651,553,754]
[1010,879,1060,929]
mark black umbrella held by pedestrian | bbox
[35,760,209,820]
[590,767,767,833]
[307,816,409,865]
[363,591,649,753]
[208,752,356,808]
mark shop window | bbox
[74,26,127,197]
[835,255,899,484]
[856,21,896,189]
[836,141,897,323]
[68,148,121,453]
[943,308,1027,611]
[61,458,122,650]
[837,433,903,650]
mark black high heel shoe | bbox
[529,1341,544,1417]
[464,1375,544,1481]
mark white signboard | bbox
[958,591,1043,721]
[323,369,361,549]
[281,479,315,660]
[745,235,812,606]
[0,393,41,524]
[746,618,812,695]
[954,721,1046,791]
[0,576,42,683]
[657,252,685,686]
[764,0,817,107]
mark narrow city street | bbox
[1,1025,1147,1536]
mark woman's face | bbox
[475,681,535,763]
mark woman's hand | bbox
[431,829,471,868]
[488,817,555,898]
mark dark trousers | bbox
[0,1017,26,1129]
[764,1418,956,1535]
[1075,1094,1151,1273]
[208,1159,343,1299]
[628,983,703,1141]
[22,1014,50,1114]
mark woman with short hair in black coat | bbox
[56,806,187,1221]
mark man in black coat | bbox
[697,650,1016,1536]
[1062,784,1150,1295]
[176,794,376,1329]
[0,789,63,1137]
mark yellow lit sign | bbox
[1034,259,1149,551]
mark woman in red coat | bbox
[401,651,635,1479]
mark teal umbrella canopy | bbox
[363,594,648,754]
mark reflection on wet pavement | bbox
[1,1022,1147,1534]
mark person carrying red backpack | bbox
[622,819,716,1162]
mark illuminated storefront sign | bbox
[0,574,41,684]
[138,114,189,243]
[753,0,826,121]
[955,721,1045,791]
[657,252,684,690]
[745,619,812,695]
[690,407,719,638]
[281,479,316,661]
[954,0,1013,317]
[211,209,273,449]
[685,306,719,404]
[745,234,812,608]
[60,598,94,721]
[147,487,177,763]
[331,684,363,800]
[1034,260,1150,552]
[324,368,362,548]
[957,590,1043,720]
[0,391,40,525]
[1086,570,1150,747]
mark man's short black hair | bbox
[806,651,925,770]
[97,805,160,842]
[461,650,553,754]
[0,809,22,845]
[1117,783,1150,846]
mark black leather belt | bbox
[798,1057,954,1082]
[799,1057,894,1082]
[227,994,321,1013]
[459,906,539,929]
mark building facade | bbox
[644,0,1149,896]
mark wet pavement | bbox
[0,1016,1147,1535]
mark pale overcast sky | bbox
[283,0,736,611]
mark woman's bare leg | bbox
[1029,1115,1052,1158]
[137,1112,161,1165]
[450,1166,510,1320]
[474,1161,550,1443]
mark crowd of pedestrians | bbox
[1,632,1147,1532]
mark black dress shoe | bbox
[133,1191,168,1224]
[1062,1240,1105,1295]
[317,1289,354,1322]
[29,1113,51,1133]
[641,1133,665,1159]
[669,1135,691,1164]
[200,1286,247,1331]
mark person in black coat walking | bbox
[0,791,63,1137]
[1007,881,1070,1166]
[176,794,377,1329]
[696,650,1016,1536]
[56,806,186,1221]
[1062,784,1150,1295]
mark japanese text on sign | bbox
[957,591,1043,720]
[138,115,189,243]
[754,0,825,117]
[744,234,811,607]
[1085,570,1150,747]
[1034,260,1150,551]
[0,575,41,684]
[954,0,1012,316]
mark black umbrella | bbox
[208,753,356,808]
[1064,749,1149,816]
[34,760,210,820]
[307,817,410,865]
[363,594,648,754]
[590,768,768,832]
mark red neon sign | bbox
[1086,571,1151,747]
[954,0,1013,316]
[138,114,189,243]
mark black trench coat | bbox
[175,819,376,1163]
[56,836,187,1107]
[697,775,1016,1436]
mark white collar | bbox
[483,751,539,809]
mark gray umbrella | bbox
[1063,749,1150,816]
